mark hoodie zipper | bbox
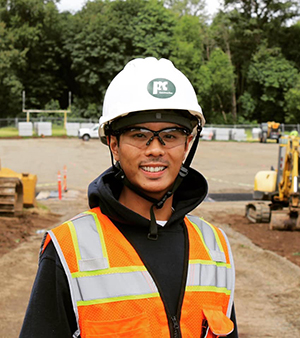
[141,221,189,338]
[171,316,180,338]
[116,220,190,337]
[172,221,189,338]
[141,261,184,337]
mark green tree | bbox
[164,0,206,17]
[64,0,177,118]
[133,0,176,59]
[64,0,147,118]
[0,21,25,116]
[223,0,299,120]
[0,0,65,117]
[240,44,299,122]
[277,21,300,71]
[170,14,204,83]
[284,75,300,123]
[197,48,235,123]
[209,12,237,122]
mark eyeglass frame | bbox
[112,126,192,148]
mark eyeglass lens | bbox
[120,127,189,149]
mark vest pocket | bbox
[202,308,234,337]
[83,312,150,337]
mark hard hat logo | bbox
[147,78,176,98]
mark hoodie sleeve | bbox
[19,241,78,338]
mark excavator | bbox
[259,121,281,143]
[246,134,300,230]
[0,161,37,216]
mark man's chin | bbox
[140,186,172,201]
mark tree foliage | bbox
[0,0,300,124]
[240,44,298,121]
[197,48,235,123]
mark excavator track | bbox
[245,202,271,223]
[0,177,23,216]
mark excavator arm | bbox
[246,135,300,230]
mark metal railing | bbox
[0,117,98,128]
[0,117,299,133]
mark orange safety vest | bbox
[41,207,235,338]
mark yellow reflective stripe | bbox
[67,221,81,266]
[83,210,109,262]
[189,259,231,268]
[186,285,231,296]
[77,292,160,307]
[71,265,147,278]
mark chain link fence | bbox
[1,117,300,131]
[0,117,98,128]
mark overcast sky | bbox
[57,0,222,16]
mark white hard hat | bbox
[99,57,205,142]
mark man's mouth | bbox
[141,166,166,173]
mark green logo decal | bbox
[147,78,176,98]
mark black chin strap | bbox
[112,122,202,240]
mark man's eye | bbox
[163,133,176,139]
[132,132,147,138]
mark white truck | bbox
[78,124,100,141]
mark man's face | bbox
[110,122,193,199]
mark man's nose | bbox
[144,136,166,156]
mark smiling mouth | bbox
[141,166,166,173]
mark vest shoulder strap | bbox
[186,214,229,263]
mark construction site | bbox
[1,137,300,337]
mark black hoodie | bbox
[20,166,238,338]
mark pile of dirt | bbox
[0,209,60,257]
[213,213,300,268]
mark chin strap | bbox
[112,122,202,240]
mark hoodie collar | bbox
[88,166,208,227]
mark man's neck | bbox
[118,186,173,221]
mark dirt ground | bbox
[1,138,300,337]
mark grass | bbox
[36,202,50,211]
[245,129,254,142]
[51,125,67,137]
[0,125,67,138]
[0,126,19,137]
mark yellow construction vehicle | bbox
[0,161,37,216]
[246,134,300,230]
[259,121,281,143]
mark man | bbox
[20,57,238,337]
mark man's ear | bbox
[184,135,194,158]
[109,136,120,161]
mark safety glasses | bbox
[116,126,190,149]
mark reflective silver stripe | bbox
[72,214,109,271]
[187,215,235,317]
[47,230,81,336]
[187,263,233,289]
[74,270,158,302]
[220,228,236,317]
[187,215,226,263]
